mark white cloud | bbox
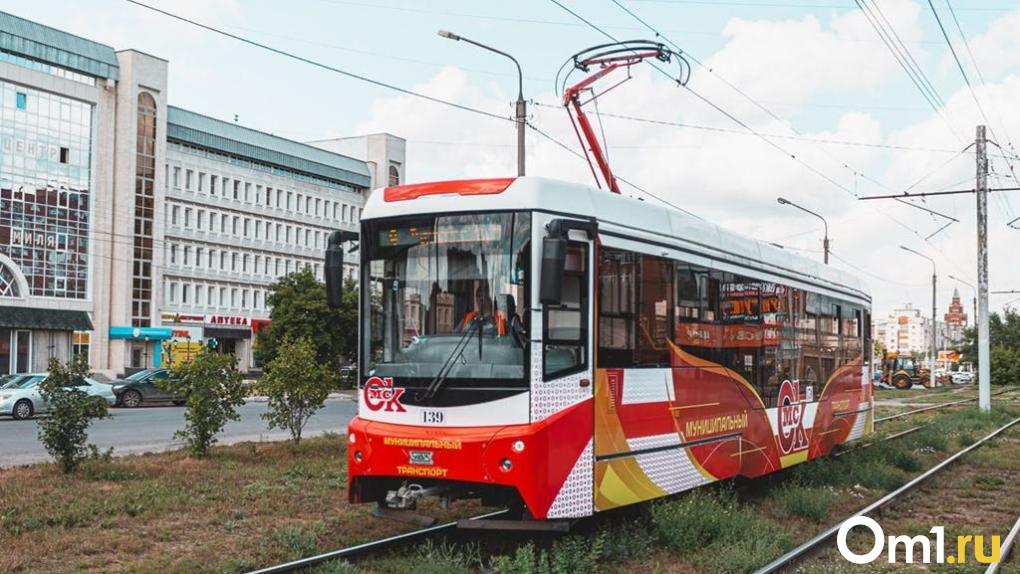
[353,0,1020,317]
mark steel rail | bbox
[875,387,1019,424]
[833,425,928,458]
[245,508,510,574]
[985,514,1020,574]
[754,415,1020,574]
[875,397,977,423]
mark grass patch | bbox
[0,436,475,573]
[648,489,788,574]
[492,534,604,574]
[771,485,837,522]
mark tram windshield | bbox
[363,212,531,384]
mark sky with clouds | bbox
[7,0,1020,320]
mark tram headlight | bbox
[500,458,513,472]
[354,450,363,463]
[348,432,357,444]
[511,440,526,453]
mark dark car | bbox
[111,368,184,407]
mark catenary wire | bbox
[574,0,971,277]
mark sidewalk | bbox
[243,389,357,403]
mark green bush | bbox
[166,350,246,457]
[492,534,604,574]
[258,336,337,444]
[37,355,110,473]
[694,534,789,574]
[649,490,789,574]
[599,519,654,562]
[773,485,836,522]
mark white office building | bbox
[0,10,405,377]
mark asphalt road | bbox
[0,397,358,468]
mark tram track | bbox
[246,393,1018,574]
[985,513,1020,574]
[753,415,1020,574]
[244,508,510,574]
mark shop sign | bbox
[160,312,205,325]
[169,326,203,341]
[208,315,250,327]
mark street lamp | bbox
[777,197,829,264]
[901,245,937,388]
[438,30,526,177]
[948,274,977,328]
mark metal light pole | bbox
[439,30,526,176]
[948,274,977,330]
[777,197,829,264]
[901,245,937,388]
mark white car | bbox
[0,373,117,420]
[952,371,975,384]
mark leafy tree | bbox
[37,355,109,473]
[258,336,336,444]
[166,350,246,457]
[254,270,357,382]
[960,309,1020,385]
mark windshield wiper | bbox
[417,316,481,401]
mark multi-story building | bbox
[0,12,124,374]
[0,10,404,377]
[873,302,956,357]
[159,107,374,372]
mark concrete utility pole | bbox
[777,197,830,264]
[977,125,991,413]
[901,245,937,389]
[438,30,526,176]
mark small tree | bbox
[37,355,109,473]
[259,336,336,444]
[166,349,246,457]
[255,270,357,378]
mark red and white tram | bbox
[324,175,873,522]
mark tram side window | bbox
[544,243,588,379]
[598,248,637,367]
[636,255,673,367]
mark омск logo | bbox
[363,376,406,412]
[778,379,809,454]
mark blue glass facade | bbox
[0,80,93,299]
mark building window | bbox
[59,147,69,164]
[186,169,193,190]
[131,92,158,326]
[0,263,21,297]
[207,286,215,306]
[72,331,90,361]
[388,164,400,186]
[173,167,181,188]
[15,92,27,110]
[169,283,178,303]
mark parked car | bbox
[111,368,184,407]
[952,371,975,384]
[0,373,117,420]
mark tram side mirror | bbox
[325,230,358,308]
[540,236,567,305]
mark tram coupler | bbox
[383,483,447,510]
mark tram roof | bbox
[364,177,870,303]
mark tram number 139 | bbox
[422,410,445,424]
